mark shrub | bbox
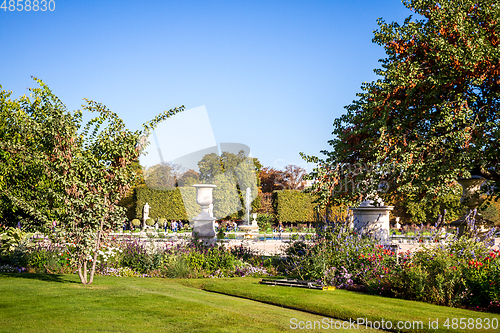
[120,240,162,273]
[145,218,155,227]
[131,219,141,227]
[284,216,377,284]
[360,213,500,310]
[256,213,275,231]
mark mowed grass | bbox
[1,274,499,333]
[0,273,380,333]
[183,278,500,333]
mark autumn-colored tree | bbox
[259,167,284,193]
[177,169,200,187]
[302,0,500,209]
[259,165,307,192]
[281,164,307,190]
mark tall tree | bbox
[197,150,260,219]
[302,0,500,208]
[281,164,307,190]
[143,162,183,190]
[0,78,184,284]
[259,165,307,192]
[259,167,285,193]
[177,169,200,187]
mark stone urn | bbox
[451,176,493,236]
[350,196,393,242]
[192,184,217,244]
[458,176,486,208]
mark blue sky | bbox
[0,0,414,172]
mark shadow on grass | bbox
[0,272,79,284]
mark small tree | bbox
[0,78,184,284]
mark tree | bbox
[259,165,307,192]
[143,162,183,190]
[281,165,307,190]
[197,150,261,219]
[0,78,184,284]
[302,0,500,209]
[118,159,145,221]
[259,167,284,193]
[177,169,200,187]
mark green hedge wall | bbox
[134,185,199,220]
[133,186,325,223]
[273,190,316,223]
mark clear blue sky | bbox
[0,0,414,172]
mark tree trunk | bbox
[77,197,108,285]
[77,260,88,284]
[87,218,105,285]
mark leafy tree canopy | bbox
[302,0,500,207]
[260,165,307,192]
[198,150,261,219]
[0,78,184,284]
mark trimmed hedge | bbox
[134,185,199,220]
[132,185,347,224]
[273,190,316,223]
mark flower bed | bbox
[282,214,500,312]
[1,215,498,312]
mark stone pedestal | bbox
[351,199,393,242]
[240,213,259,238]
[192,184,217,245]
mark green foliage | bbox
[256,213,275,230]
[0,227,34,256]
[131,219,141,227]
[134,185,198,220]
[198,151,260,220]
[390,248,466,306]
[145,218,155,226]
[273,190,316,223]
[403,192,465,224]
[0,78,184,284]
[302,0,500,210]
[212,172,242,220]
[118,160,144,221]
[480,196,500,225]
[26,247,74,274]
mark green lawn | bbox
[0,273,377,333]
[184,278,500,332]
[1,273,499,332]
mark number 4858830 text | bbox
[1,0,55,11]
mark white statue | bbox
[143,202,150,222]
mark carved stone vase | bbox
[451,176,493,236]
[192,184,217,244]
